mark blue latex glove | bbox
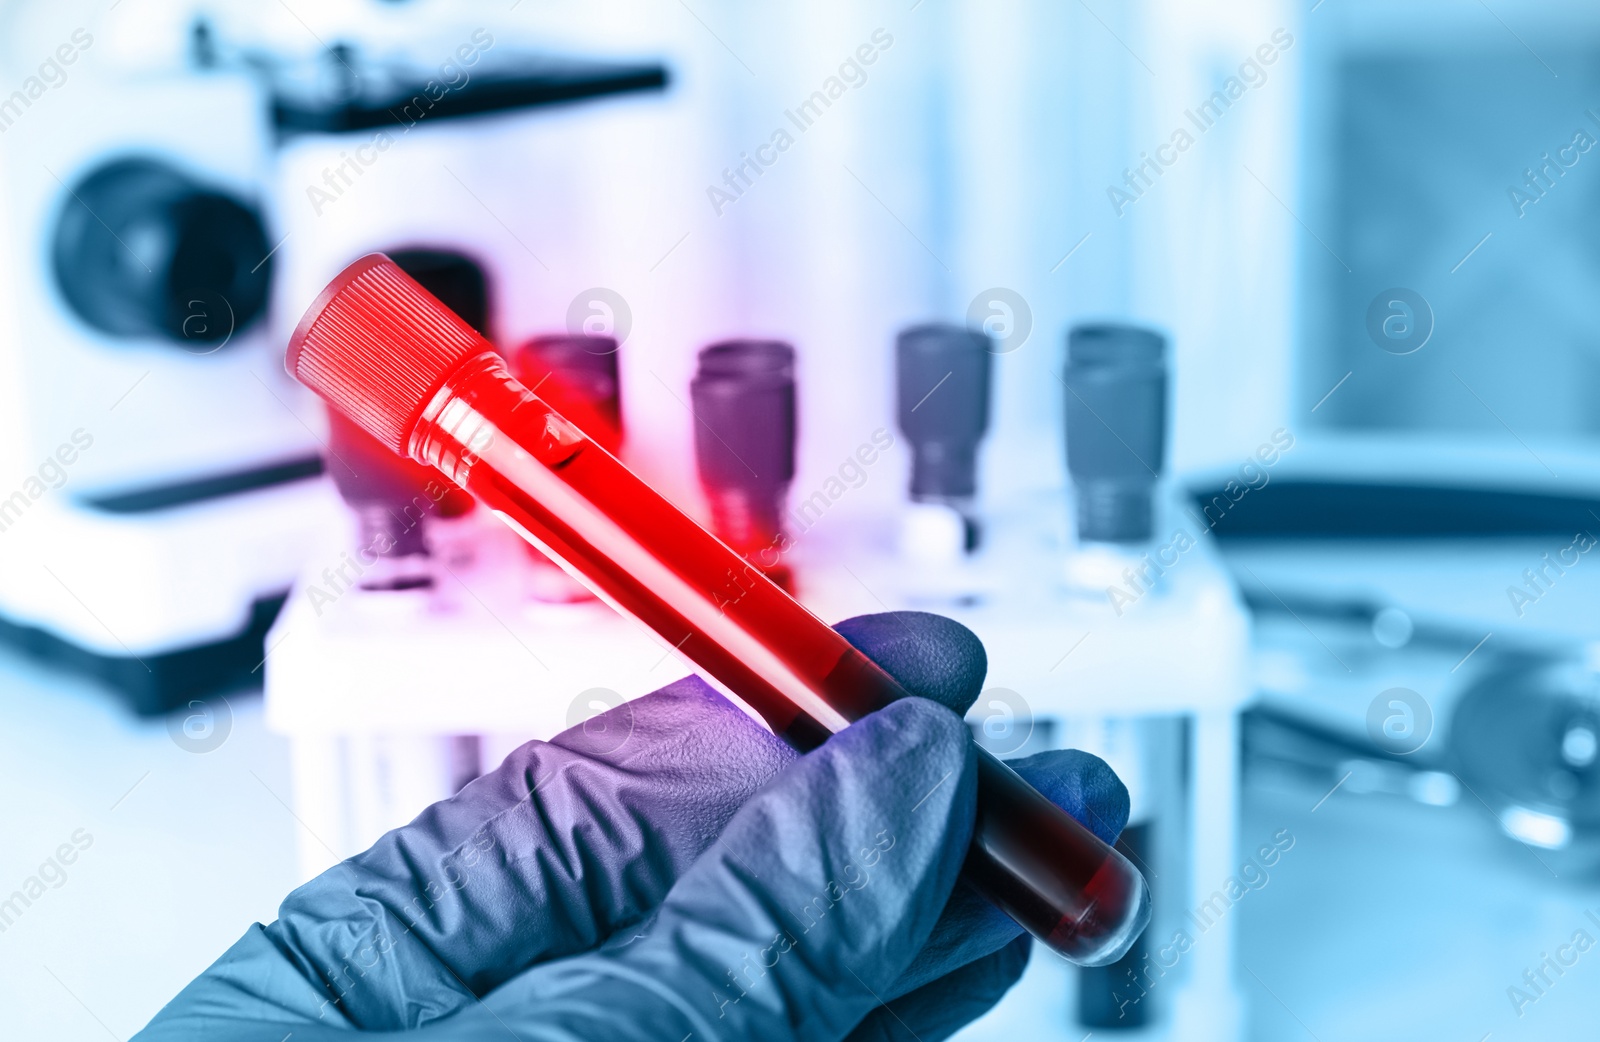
[135,611,1128,1041]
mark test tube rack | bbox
[263,485,1250,1042]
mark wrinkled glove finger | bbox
[831,612,990,717]
[845,934,1031,1042]
[412,697,979,1042]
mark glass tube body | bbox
[411,353,1149,965]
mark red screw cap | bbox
[286,253,495,454]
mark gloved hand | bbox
[135,611,1129,1041]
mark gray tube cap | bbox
[1063,323,1168,543]
[895,323,992,500]
[690,339,796,493]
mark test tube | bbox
[325,412,451,592]
[690,339,797,591]
[285,254,1150,965]
[895,323,992,552]
[1062,324,1167,545]
[509,334,626,601]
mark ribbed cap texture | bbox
[690,339,796,491]
[287,254,491,454]
[895,323,991,498]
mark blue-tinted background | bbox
[1,0,1598,1039]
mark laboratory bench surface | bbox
[2,643,1597,1041]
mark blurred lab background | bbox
[1,0,1598,1038]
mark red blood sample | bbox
[286,254,1150,965]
